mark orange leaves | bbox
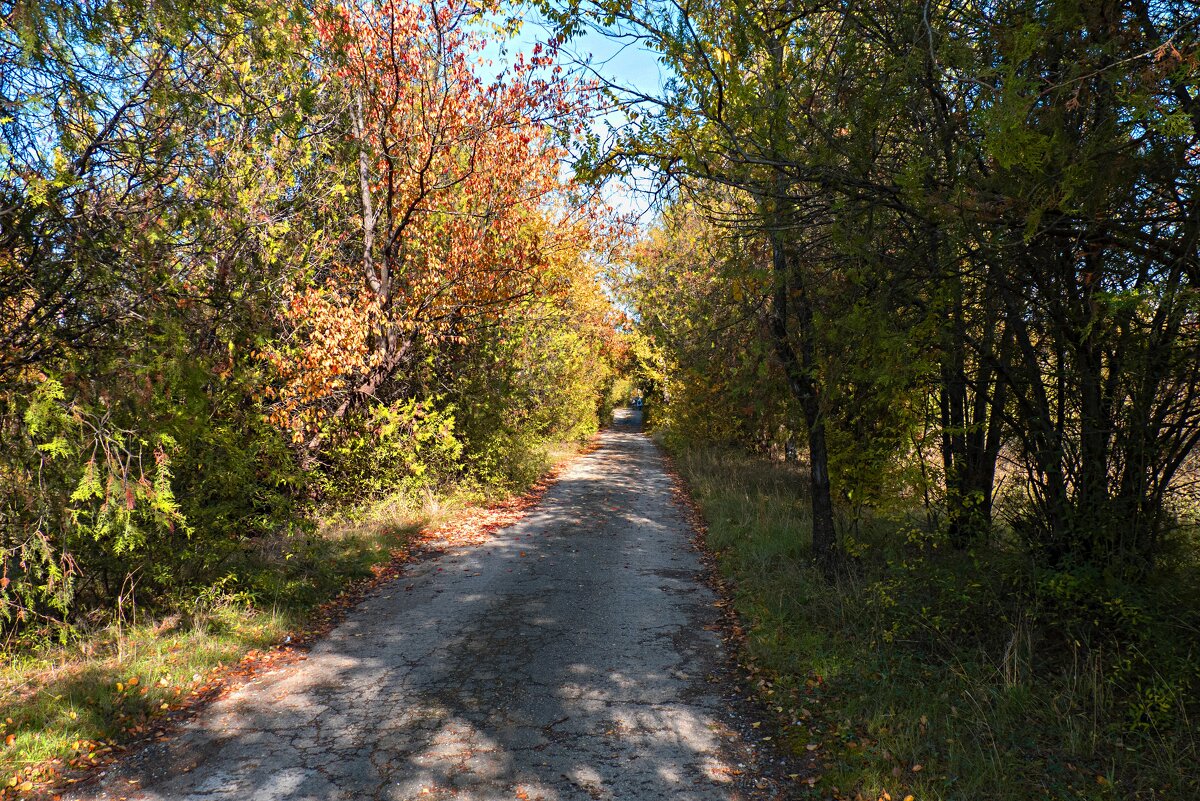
[262,0,606,435]
[263,282,378,435]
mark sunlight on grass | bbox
[672,445,1196,801]
[7,488,460,787]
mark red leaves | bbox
[264,0,606,436]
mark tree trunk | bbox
[941,292,1008,548]
[767,231,838,568]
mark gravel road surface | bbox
[73,409,782,801]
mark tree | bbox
[962,0,1200,567]
[557,0,1200,573]
[263,0,599,448]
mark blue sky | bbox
[482,11,669,224]
[484,12,667,98]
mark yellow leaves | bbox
[250,0,613,441]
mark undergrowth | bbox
[0,498,434,795]
[671,444,1200,801]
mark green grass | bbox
[669,444,1200,801]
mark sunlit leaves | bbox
[265,0,606,440]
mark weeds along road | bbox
[72,409,788,801]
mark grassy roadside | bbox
[668,444,1199,801]
[0,444,587,799]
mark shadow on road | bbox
[83,408,750,801]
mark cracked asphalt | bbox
[73,409,781,801]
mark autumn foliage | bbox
[0,0,623,635]
[264,0,602,443]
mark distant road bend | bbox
[75,408,785,801]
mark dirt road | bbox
[73,410,786,800]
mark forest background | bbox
[3,0,1200,799]
[592,0,1200,798]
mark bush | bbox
[319,399,463,504]
[0,359,311,636]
